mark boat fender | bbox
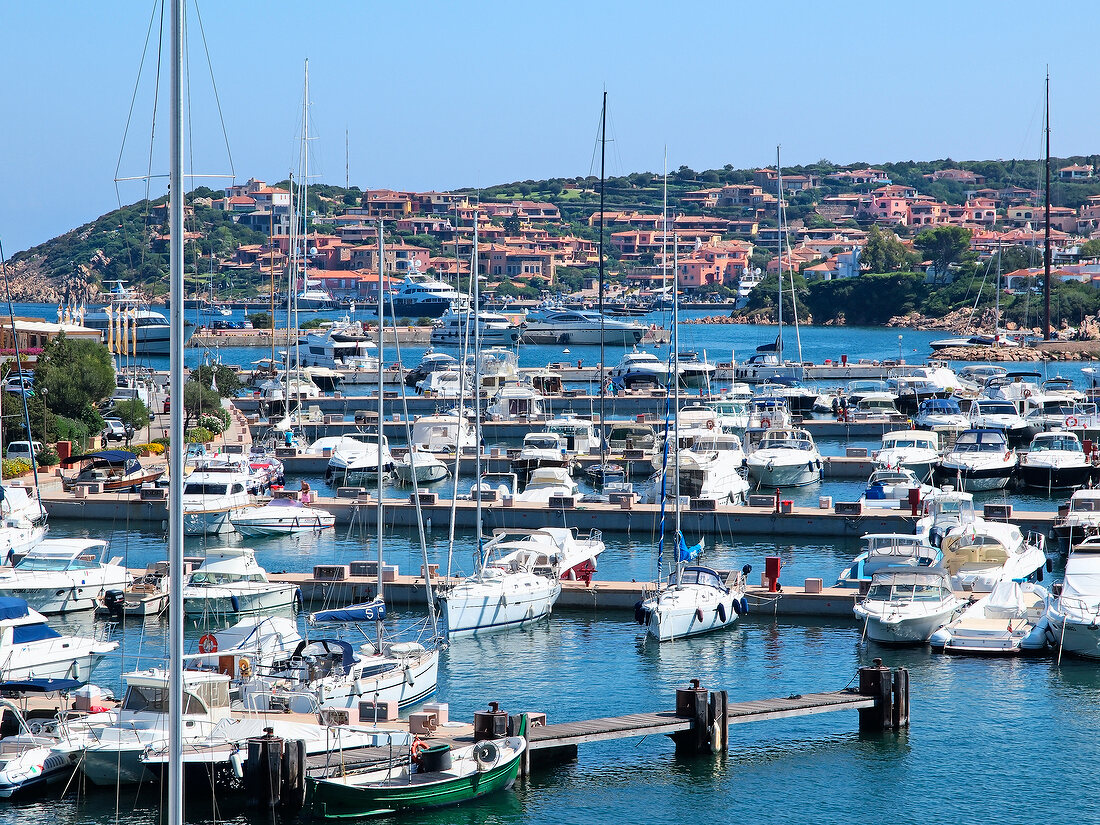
[716,603,726,622]
[1046,558,1054,572]
[732,599,741,616]
[294,588,303,609]
[230,749,246,779]
[634,601,647,625]
[740,597,749,615]
[474,740,499,771]
[404,666,415,686]
[1036,566,1044,583]
[230,595,241,613]
[695,608,704,623]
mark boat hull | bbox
[746,458,822,488]
[440,581,561,637]
[1019,462,1094,491]
[857,605,957,644]
[182,585,299,617]
[933,462,1014,492]
[641,588,741,642]
[307,745,522,820]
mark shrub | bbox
[131,442,166,455]
[198,414,226,434]
[2,459,31,479]
[152,437,170,449]
[186,427,214,444]
[35,446,59,467]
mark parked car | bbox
[102,419,135,442]
[5,441,42,461]
[3,374,34,396]
[163,396,171,415]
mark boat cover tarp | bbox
[0,677,83,694]
[311,597,386,624]
[12,623,61,643]
[0,598,29,621]
[290,638,356,670]
[61,450,138,467]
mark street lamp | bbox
[897,334,903,365]
[40,386,48,456]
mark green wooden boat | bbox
[307,722,527,820]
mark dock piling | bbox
[708,690,729,754]
[858,658,909,733]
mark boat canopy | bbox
[0,677,83,695]
[0,597,29,621]
[61,449,138,467]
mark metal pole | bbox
[168,0,185,821]
[598,91,607,473]
[473,208,483,570]
[376,219,386,649]
[1044,69,1052,340]
[673,235,680,541]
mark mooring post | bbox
[674,678,709,753]
[857,658,893,733]
[518,713,531,778]
[891,667,910,729]
[708,690,728,754]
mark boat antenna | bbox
[168,0,185,819]
[1044,67,1052,340]
[597,91,608,479]
[375,218,386,649]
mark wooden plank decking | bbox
[527,690,874,751]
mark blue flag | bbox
[677,532,703,563]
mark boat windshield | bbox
[123,685,210,715]
[189,571,266,585]
[184,483,229,496]
[975,402,1017,416]
[1030,436,1082,453]
[1071,497,1100,512]
[953,432,1007,453]
[866,578,948,602]
[15,555,98,572]
[670,567,724,590]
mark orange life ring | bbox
[1066,416,1080,428]
[761,417,771,428]
[411,738,427,761]
[1024,389,1032,398]
[706,419,715,430]
[199,634,218,654]
[1004,450,1012,462]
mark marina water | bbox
[3,304,1098,823]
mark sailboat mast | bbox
[297,60,310,393]
[473,208,484,570]
[775,146,783,362]
[662,147,668,299]
[269,209,275,368]
[995,245,1002,345]
[375,220,386,648]
[167,0,185,819]
[598,91,607,468]
[1044,69,1052,340]
[673,235,680,542]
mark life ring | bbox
[706,419,715,430]
[199,634,218,654]
[1066,416,1079,428]
[1005,451,1012,462]
[238,658,252,678]
[761,417,771,428]
[411,738,427,762]
[1024,389,1032,398]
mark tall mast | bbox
[297,60,310,388]
[269,209,275,369]
[375,219,386,648]
[473,207,484,571]
[672,234,680,544]
[662,147,668,299]
[776,146,783,362]
[167,0,185,820]
[1044,69,1052,340]
[598,91,607,472]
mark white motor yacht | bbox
[1045,536,1100,659]
[182,548,300,617]
[486,383,545,422]
[746,397,792,430]
[522,306,645,346]
[181,471,252,536]
[546,415,602,456]
[0,485,47,562]
[394,449,450,485]
[0,597,117,681]
[1054,489,1100,547]
[930,580,1050,654]
[230,497,336,537]
[81,281,170,354]
[410,413,476,455]
[514,467,579,503]
[873,430,941,482]
[1018,430,1095,491]
[861,467,932,506]
[512,432,570,475]
[939,522,1047,593]
[913,397,969,431]
[836,534,943,589]
[967,398,1038,446]
[0,540,128,614]
[79,669,232,786]
[934,428,1017,492]
[325,437,394,485]
[637,564,748,642]
[607,423,657,453]
[914,487,983,549]
[296,329,378,370]
[668,431,749,504]
[482,527,605,583]
[430,307,522,347]
[745,427,823,488]
[853,567,963,644]
[609,348,669,389]
[385,272,461,318]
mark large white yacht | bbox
[853,567,962,644]
[181,548,300,617]
[745,427,823,488]
[873,429,941,482]
[383,273,461,318]
[523,306,645,346]
[0,485,47,560]
[81,281,170,355]
[609,348,669,389]
[409,413,476,455]
[934,428,1017,492]
[1018,430,1094,491]
[0,540,128,614]
[1045,536,1100,659]
[0,596,117,681]
[181,470,252,536]
[430,307,522,347]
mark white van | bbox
[5,441,42,461]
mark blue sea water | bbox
[2,304,1099,823]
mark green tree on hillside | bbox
[861,225,918,273]
[914,226,972,279]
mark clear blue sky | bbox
[0,0,1085,254]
